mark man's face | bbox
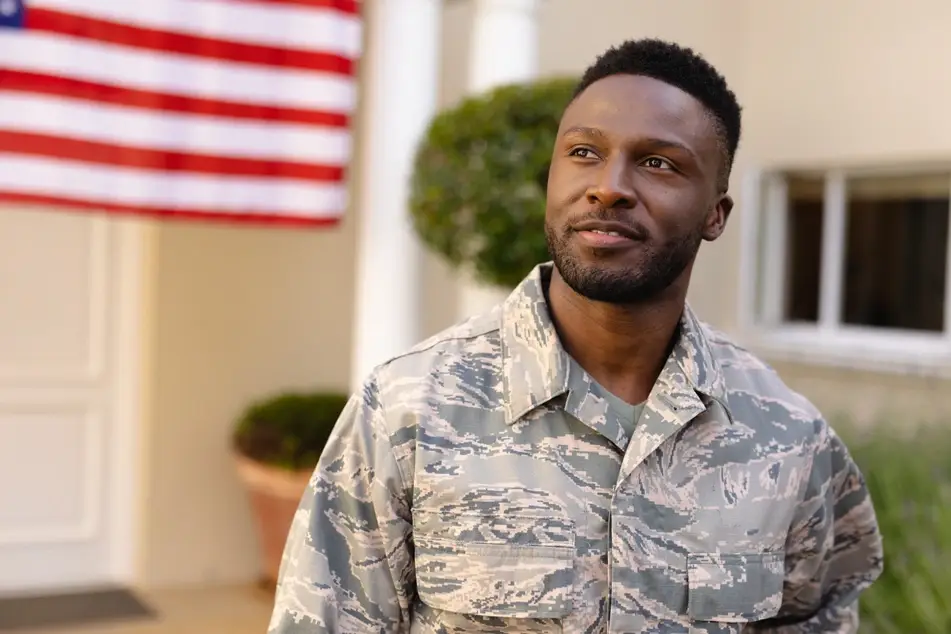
[545,74,733,304]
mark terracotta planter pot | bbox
[234,453,314,587]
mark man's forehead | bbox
[559,74,714,143]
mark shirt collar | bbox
[499,262,730,426]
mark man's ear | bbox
[702,194,733,242]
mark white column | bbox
[458,0,541,320]
[350,0,441,389]
[469,0,540,92]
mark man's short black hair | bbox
[574,38,742,184]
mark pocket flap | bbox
[415,513,575,619]
[686,552,785,623]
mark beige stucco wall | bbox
[138,0,951,587]
[739,0,951,423]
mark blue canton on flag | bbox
[0,0,25,29]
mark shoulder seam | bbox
[366,373,412,496]
[377,323,500,368]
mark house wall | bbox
[137,0,951,587]
[739,0,951,424]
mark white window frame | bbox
[737,165,951,377]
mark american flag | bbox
[0,0,360,227]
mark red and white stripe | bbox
[0,0,361,226]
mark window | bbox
[741,168,951,367]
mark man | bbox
[269,39,883,633]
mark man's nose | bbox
[585,158,635,208]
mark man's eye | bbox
[643,157,672,170]
[569,148,595,159]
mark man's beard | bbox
[545,221,702,304]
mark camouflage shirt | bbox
[269,263,883,633]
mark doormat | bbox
[0,587,155,631]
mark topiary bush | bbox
[233,391,349,471]
[836,420,951,633]
[409,77,578,289]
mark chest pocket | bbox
[413,511,576,619]
[686,552,785,623]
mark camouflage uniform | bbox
[269,263,883,633]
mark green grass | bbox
[838,420,951,633]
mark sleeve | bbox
[267,376,416,634]
[752,419,884,633]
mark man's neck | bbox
[546,268,686,405]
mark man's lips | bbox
[571,220,645,248]
[575,230,634,248]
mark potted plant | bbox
[233,390,349,587]
[409,76,578,292]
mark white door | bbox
[0,206,141,594]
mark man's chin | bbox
[556,265,648,304]
[563,256,642,283]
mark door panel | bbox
[0,207,119,594]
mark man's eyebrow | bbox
[562,126,697,158]
[561,126,608,140]
[639,137,696,157]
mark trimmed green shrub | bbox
[409,77,578,289]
